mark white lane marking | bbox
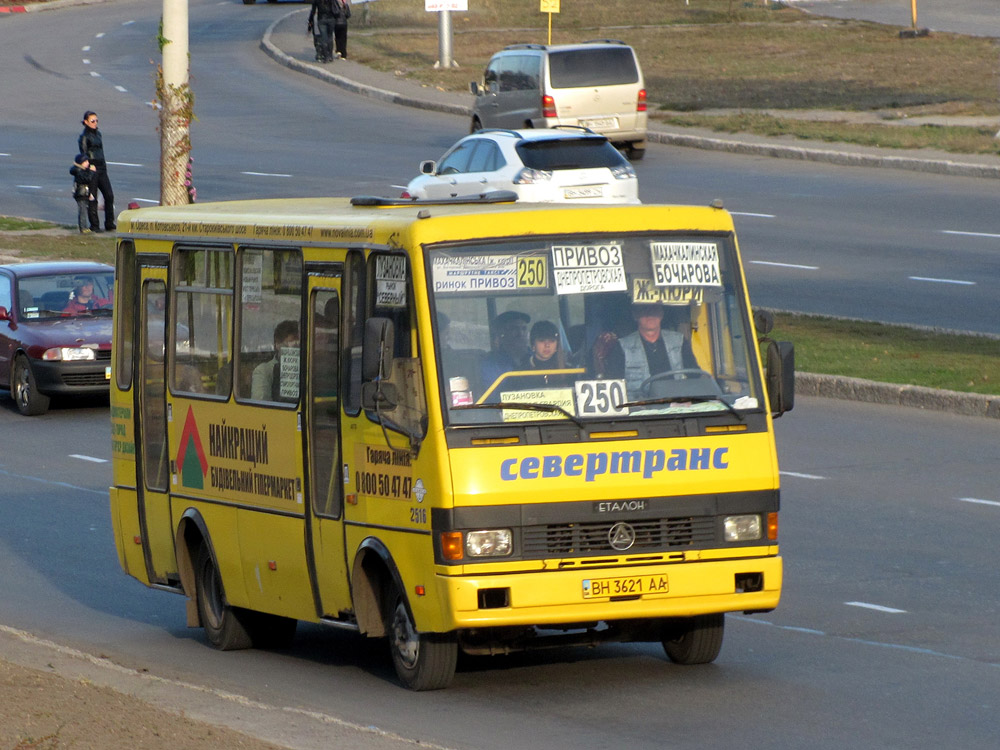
[845,601,907,614]
[733,616,969,662]
[132,197,160,204]
[115,85,128,93]
[942,230,1000,239]
[731,211,776,218]
[750,260,819,270]
[95,32,105,38]
[908,276,975,286]
[90,71,101,78]
[780,470,827,480]
[82,59,91,64]
[242,171,293,178]
[0,153,10,157]
[82,45,91,51]
[0,468,105,496]
[17,185,42,189]
[70,454,108,464]
[122,19,135,25]
[958,496,1000,508]
[107,161,143,168]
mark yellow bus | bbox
[109,194,794,690]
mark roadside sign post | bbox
[427,0,465,69]
[540,0,559,45]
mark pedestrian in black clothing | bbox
[70,154,99,234]
[333,0,350,59]
[308,0,338,63]
[78,111,115,232]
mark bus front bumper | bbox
[431,554,782,631]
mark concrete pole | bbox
[160,0,191,206]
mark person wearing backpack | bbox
[308,0,337,63]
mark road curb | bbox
[797,373,1000,419]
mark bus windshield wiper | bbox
[453,401,584,427]
[622,395,744,421]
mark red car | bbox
[0,261,115,415]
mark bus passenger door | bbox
[305,283,351,617]
[135,268,176,584]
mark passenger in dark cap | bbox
[479,309,530,391]
[521,319,573,388]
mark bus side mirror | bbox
[753,308,774,336]
[765,340,795,417]
[0,306,10,322]
[362,317,398,411]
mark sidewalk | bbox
[262,9,1000,181]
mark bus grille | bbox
[522,516,716,558]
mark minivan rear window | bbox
[548,47,639,88]
[515,138,628,170]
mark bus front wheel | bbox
[387,594,457,690]
[195,544,253,651]
[661,613,725,665]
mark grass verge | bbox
[349,0,1000,155]
[771,312,1000,395]
[3,216,996,396]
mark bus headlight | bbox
[724,514,762,542]
[465,529,512,557]
[42,347,96,361]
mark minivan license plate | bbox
[580,117,618,130]
[582,574,669,599]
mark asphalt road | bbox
[792,0,1000,37]
[2,0,1000,334]
[1,394,998,749]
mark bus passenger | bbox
[521,320,572,387]
[479,310,530,392]
[252,320,300,401]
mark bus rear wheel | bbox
[387,593,457,690]
[195,544,253,651]
[661,613,725,665]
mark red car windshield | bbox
[17,272,115,319]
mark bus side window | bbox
[365,253,426,441]
[236,247,303,404]
[171,246,233,396]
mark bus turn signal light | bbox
[767,512,778,540]
[441,532,464,561]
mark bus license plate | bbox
[583,574,669,599]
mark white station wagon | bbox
[402,128,639,205]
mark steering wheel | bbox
[640,368,723,398]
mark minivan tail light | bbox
[542,94,557,118]
[637,89,647,112]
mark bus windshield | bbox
[428,232,762,426]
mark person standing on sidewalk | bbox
[78,111,116,232]
[308,0,337,63]
[333,0,350,59]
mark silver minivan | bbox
[470,41,648,160]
